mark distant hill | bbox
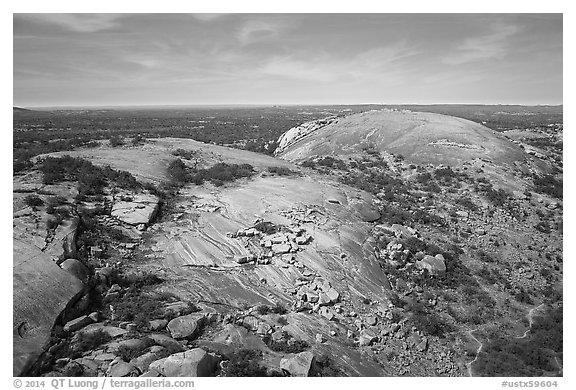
[277,109,546,170]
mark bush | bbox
[533,174,562,199]
[131,134,146,146]
[172,148,196,160]
[255,303,288,315]
[46,218,60,230]
[167,158,190,182]
[109,135,124,147]
[267,166,297,176]
[253,221,278,234]
[72,330,112,357]
[24,194,44,207]
[224,350,268,377]
[300,159,316,168]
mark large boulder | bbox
[416,255,446,275]
[60,259,90,284]
[167,313,205,339]
[149,348,219,377]
[280,351,315,377]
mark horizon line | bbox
[16,102,564,110]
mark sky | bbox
[13,13,563,107]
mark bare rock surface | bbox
[111,194,159,226]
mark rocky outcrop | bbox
[149,348,219,377]
[111,194,159,226]
[275,116,339,156]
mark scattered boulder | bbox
[148,334,185,353]
[107,360,139,377]
[167,313,206,339]
[149,348,219,377]
[280,351,315,377]
[359,329,378,346]
[326,288,340,303]
[149,319,168,331]
[416,255,446,275]
[63,315,94,333]
[272,243,291,255]
[80,323,128,339]
[319,307,335,321]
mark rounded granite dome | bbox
[277,109,533,168]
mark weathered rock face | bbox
[13,240,84,376]
[279,351,315,377]
[275,117,339,156]
[111,194,159,226]
[149,348,219,377]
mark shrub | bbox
[72,330,112,357]
[456,197,478,211]
[300,159,316,168]
[533,174,562,199]
[267,166,297,176]
[116,337,153,361]
[109,135,124,147]
[224,350,268,377]
[131,134,146,146]
[254,221,278,234]
[46,218,60,230]
[172,148,196,160]
[24,194,44,207]
[167,158,190,183]
[268,339,310,354]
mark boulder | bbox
[167,313,206,339]
[64,315,94,333]
[280,351,315,377]
[107,360,139,377]
[79,323,128,338]
[148,333,185,353]
[319,307,335,321]
[326,288,340,303]
[242,316,259,331]
[318,293,331,306]
[149,348,219,377]
[359,329,378,346]
[60,259,91,283]
[131,350,167,373]
[149,319,168,331]
[416,255,446,275]
[305,292,319,303]
[272,243,291,255]
[365,316,378,326]
[391,224,417,238]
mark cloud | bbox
[237,19,282,45]
[18,14,124,33]
[442,24,520,65]
[259,44,416,83]
[189,14,228,22]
